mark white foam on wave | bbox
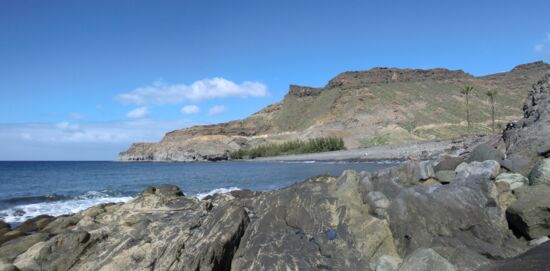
[0,191,133,224]
[195,187,241,200]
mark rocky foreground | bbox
[1,74,550,270]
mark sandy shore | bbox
[251,137,484,162]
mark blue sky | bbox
[1,0,549,160]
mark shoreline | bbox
[248,137,484,162]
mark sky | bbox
[1,0,549,160]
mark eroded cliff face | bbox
[119,61,550,162]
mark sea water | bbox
[0,161,399,224]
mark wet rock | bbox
[528,158,550,185]
[435,170,455,184]
[466,143,504,163]
[398,248,455,271]
[495,173,528,190]
[0,221,9,237]
[506,185,550,239]
[455,160,500,180]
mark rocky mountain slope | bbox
[2,74,550,270]
[119,61,550,162]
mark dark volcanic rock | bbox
[503,73,550,175]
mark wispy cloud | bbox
[181,105,200,114]
[127,107,149,118]
[114,78,269,105]
[208,105,226,116]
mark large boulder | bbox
[495,173,528,190]
[433,155,464,172]
[503,73,550,175]
[528,158,550,186]
[506,185,550,240]
[231,171,400,270]
[455,160,500,180]
[386,164,524,270]
[466,143,504,163]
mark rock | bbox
[366,191,391,218]
[495,173,528,190]
[0,233,49,262]
[372,255,401,271]
[494,181,516,210]
[413,160,435,181]
[506,185,550,239]
[0,221,9,237]
[503,74,550,175]
[537,144,550,157]
[528,158,550,185]
[398,248,455,271]
[455,160,500,179]
[433,155,464,171]
[386,165,524,268]
[0,261,19,271]
[435,170,455,184]
[231,171,400,270]
[466,143,504,163]
[13,215,54,233]
[500,157,530,173]
[478,241,550,271]
[528,236,549,247]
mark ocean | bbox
[0,160,399,224]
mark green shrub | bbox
[230,137,345,159]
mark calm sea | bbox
[0,161,398,224]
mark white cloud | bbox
[114,78,269,105]
[56,122,80,130]
[127,107,149,118]
[208,105,226,116]
[181,105,200,114]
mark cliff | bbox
[119,61,550,161]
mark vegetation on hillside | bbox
[230,137,345,159]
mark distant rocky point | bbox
[119,61,550,162]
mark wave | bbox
[195,187,241,200]
[0,191,133,224]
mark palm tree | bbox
[460,86,474,131]
[486,89,497,133]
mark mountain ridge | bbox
[119,61,550,162]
